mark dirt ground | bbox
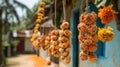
[5,54,71,67]
[5,54,35,67]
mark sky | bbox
[16,0,40,17]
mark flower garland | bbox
[48,30,60,58]
[78,12,98,62]
[58,21,72,64]
[44,34,51,50]
[31,2,46,49]
[31,2,45,42]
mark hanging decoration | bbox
[32,39,40,48]
[32,33,46,49]
[88,52,98,62]
[78,0,98,62]
[47,0,60,58]
[59,22,72,64]
[31,1,46,42]
[98,5,117,24]
[44,34,51,51]
[47,33,52,56]
[98,26,114,42]
[57,0,72,64]
[48,30,60,58]
[31,1,51,52]
[38,35,46,50]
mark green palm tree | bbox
[0,0,30,65]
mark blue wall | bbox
[79,21,120,67]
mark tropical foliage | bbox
[0,0,30,65]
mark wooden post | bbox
[72,8,80,67]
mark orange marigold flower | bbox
[98,5,117,24]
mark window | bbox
[96,41,106,57]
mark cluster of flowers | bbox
[98,26,114,42]
[32,35,46,49]
[78,12,98,62]
[98,5,115,42]
[48,30,60,58]
[58,21,72,64]
[98,5,117,24]
[30,2,73,63]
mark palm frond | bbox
[3,0,20,23]
[26,4,38,18]
[7,3,20,23]
[10,5,20,23]
[13,0,31,11]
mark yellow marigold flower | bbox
[34,26,39,30]
[98,5,117,24]
[35,24,40,27]
[98,26,114,42]
[36,19,42,23]
[34,29,38,33]
[37,15,42,19]
[30,37,36,42]
[30,35,36,42]
[39,8,45,13]
[40,2,46,7]
[37,13,44,17]
[30,38,34,42]
[35,24,40,29]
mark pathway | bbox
[5,54,35,67]
[5,54,71,67]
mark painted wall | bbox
[79,21,120,67]
[24,38,34,52]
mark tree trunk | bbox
[0,7,3,65]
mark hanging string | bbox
[80,0,84,14]
[85,0,89,13]
[42,1,45,35]
[54,0,57,29]
[43,26,45,35]
[62,0,66,21]
[41,27,43,35]
[49,0,53,34]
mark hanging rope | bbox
[85,0,89,13]
[41,27,43,35]
[62,0,66,21]
[43,26,45,35]
[54,0,57,29]
[80,0,84,14]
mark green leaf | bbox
[9,5,20,23]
